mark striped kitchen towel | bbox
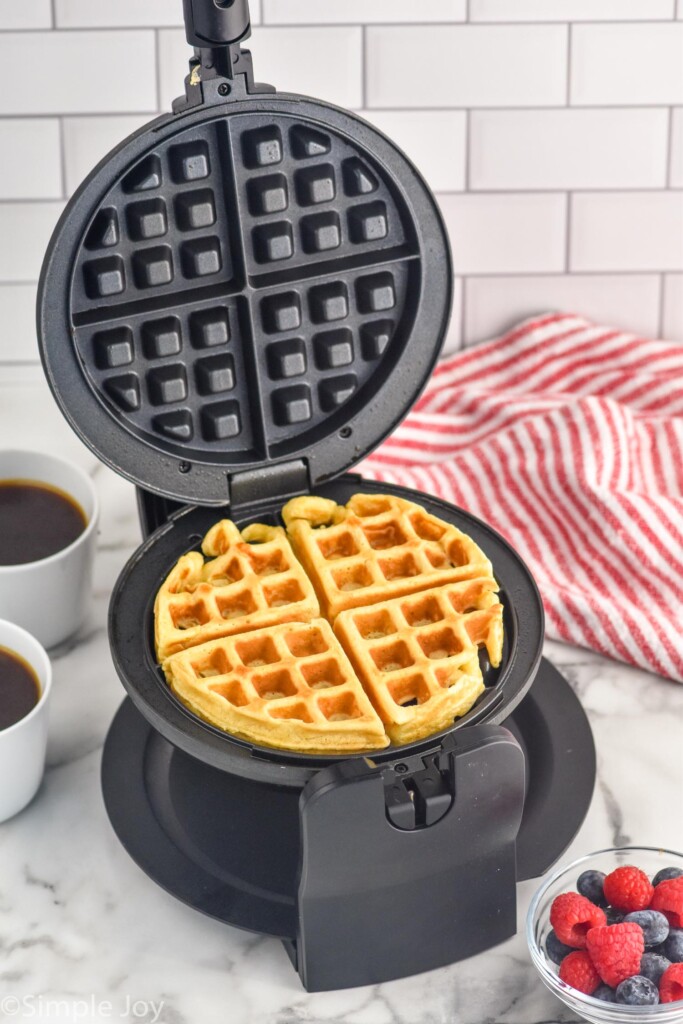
[362,312,683,681]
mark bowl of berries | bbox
[527,848,683,1023]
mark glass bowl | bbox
[527,847,683,1024]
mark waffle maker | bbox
[37,0,596,992]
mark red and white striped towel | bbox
[362,313,683,682]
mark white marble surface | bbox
[1,367,683,1024]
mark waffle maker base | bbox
[102,659,594,985]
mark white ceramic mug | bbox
[0,619,52,823]
[0,450,99,649]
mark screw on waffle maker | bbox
[37,0,596,992]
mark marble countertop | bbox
[1,367,683,1024]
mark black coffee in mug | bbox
[0,646,41,730]
[0,480,87,565]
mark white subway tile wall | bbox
[0,285,41,362]
[571,192,683,272]
[439,193,567,274]
[54,0,261,28]
[0,32,158,115]
[366,25,568,108]
[0,120,63,199]
[0,5,681,370]
[571,24,683,106]
[0,203,66,283]
[469,109,669,190]
[663,275,683,338]
[671,108,683,188]
[464,275,662,344]
[0,0,52,30]
[264,0,466,23]
[361,110,467,192]
[62,115,158,194]
[470,1,676,20]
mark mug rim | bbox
[0,618,52,736]
[0,448,99,573]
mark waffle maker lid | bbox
[37,2,452,507]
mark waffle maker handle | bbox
[177,0,273,110]
[289,724,526,991]
[183,0,251,49]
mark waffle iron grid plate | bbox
[39,98,451,505]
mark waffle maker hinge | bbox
[288,724,526,991]
[176,0,275,111]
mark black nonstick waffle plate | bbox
[38,95,451,505]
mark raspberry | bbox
[550,892,607,948]
[652,877,683,928]
[603,865,654,913]
[559,951,601,995]
[586,923,645,988]
[660,962,683,1003]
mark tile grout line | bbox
[464,109,471,192]
[1,18,682,32]
[0,106,679,120]
[438,187,682,195]
[658,274,666,337]
[57,116,68,200]
[0,271,673,291]
[3,184,679,204]
[666,106,674,187]
[459,277,467,350]
[154,28,162,113]
[566,23,572,106]
[565,192,572,273]
[50,0,57,30]
[361,24,367,109]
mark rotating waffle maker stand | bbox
[37,0,596,992]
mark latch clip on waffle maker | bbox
[37,0,596,992]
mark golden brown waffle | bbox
[154,520,319,662]
[334,579,504,745]
[282,493,494,621]
[164,619,389,753]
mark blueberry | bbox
[664,928,683,963]
[593,984,616,1002]
[615,976,660,1006]
[545,929,574,966]
[653,867,683,886]
[605,907,624,925]
[577,869,607,906]
[624,910,670,947]
[640,952,671,985]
